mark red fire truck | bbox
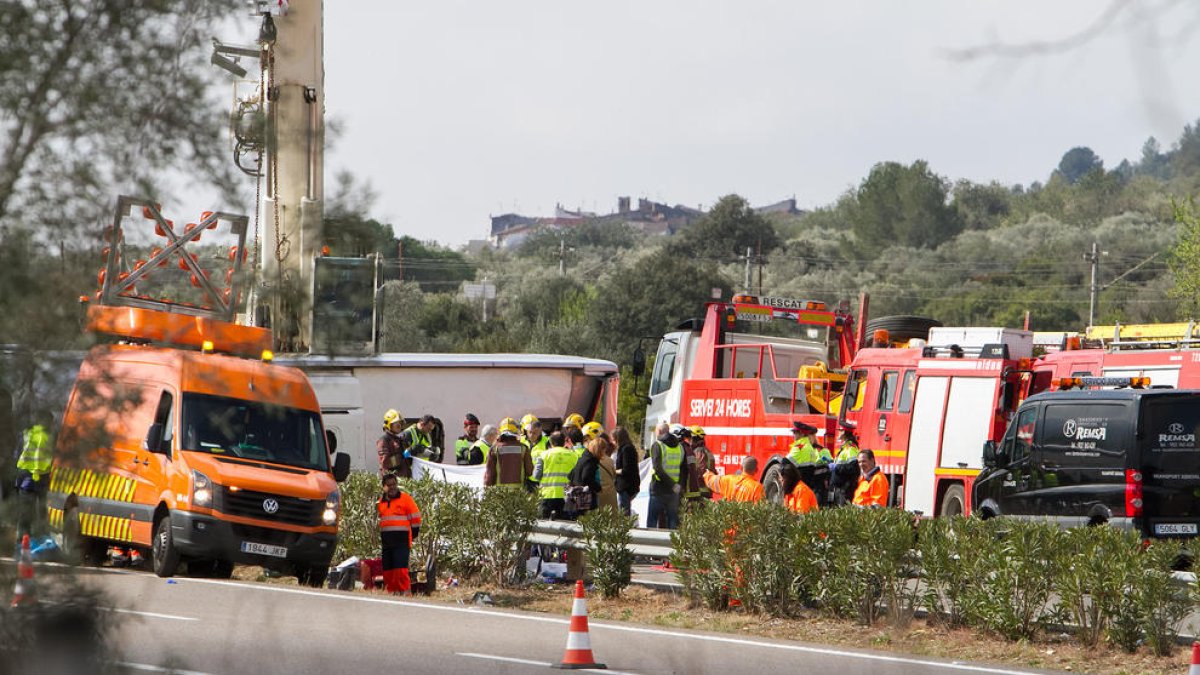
[839,327,1053,516]
[1037,323,1200,389]
[641,293,859,497]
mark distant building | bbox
[488,196,801,248]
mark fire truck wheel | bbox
[864,315,943,343]
[152,514,181,578]
[762,464,786,505]
[939,485,966,517]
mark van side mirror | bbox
[631,345,646,378]
[325,429,338,454]
[982,440,997,468]
[332,452,351,483]
[144,423,166,453]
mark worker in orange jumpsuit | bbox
[784,478,819,514]
[701,456,764,503]
[378,473,422,594]
[852,448,889,508]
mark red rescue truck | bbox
[641,293,858,498]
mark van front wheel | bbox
[152,515,181,578]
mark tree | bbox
[850,161,962,255]
[672,194,780,261]
[0,0,240,227]
[952,180,1012,231]
[1055,147,1103,185]
[1169,197,1200,318]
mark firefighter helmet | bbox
[689,425,706,438]
[582,421,603,439]
[498,417,520,436]
[520,413,539,430]
[564,413,585,428]
[383,409,403,431]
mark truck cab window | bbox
[877,371,899,411]
[847,370,867,412]
[649,341,678,396]
[897,370,916,413]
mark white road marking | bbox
[115,661,214,675]
[458,652,635,674]
[168,576,1042,674]
[107,607,199,622]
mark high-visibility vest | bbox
[788,436,829,464]
[653,441,682,483]
[472,439,491,463]
[854,468,889,507]
[835,441,860,463]
[682,453,701,499]
[538,447,577,499]
[703,471,763,503]
[404,425,433,457]
[17,425,52,480]
[455,436,476,463]
[378,491,421,543]
[784,481,818,514]
[523,434,551,462]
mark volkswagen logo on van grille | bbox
[1169,423,1185,435]
[262,498,280,514]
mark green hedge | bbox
[671,504,1197,653]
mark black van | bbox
[973,387,1200,540]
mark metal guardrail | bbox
[528,519,674,558]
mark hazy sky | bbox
[299,2,1200,246]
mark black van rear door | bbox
[1039,401,1131,525]
[1138,394,1200,537]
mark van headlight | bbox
[322,489,340,526]
[192,470,214,508]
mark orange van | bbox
[48,306,351,586]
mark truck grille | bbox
[217,487,321,526]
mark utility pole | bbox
[1084,241,1106,328]
[559,238,566,276]
[756,240,764,295]
[743,246,752,291]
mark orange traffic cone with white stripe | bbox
[11,534,37,608]
[1189,641,1200,675]
[553,580,605,670]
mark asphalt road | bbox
[26,566,1071,675]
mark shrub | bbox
[475,487,539,587]
[333,471,383,562]
[918,515,991,627]
[810,508,921,626]
[960,519,1063,640]
[735,502,808,616]
[579,506,635,599]
[1131,539,1195,656]
[1056,526,1142,647]
[671,501,742,610]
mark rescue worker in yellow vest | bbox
[521,414,551,462]
[787,420,832,465]
[402,414,441,463]
[647,423,686,529]
[533,431,577,519]
[378,473,421,595]
[15,416,52,540]
[829,427,862,505]
[484,418,534,491]
[463,424,496,466]
[454,413,481,465]
[676,426,704,511]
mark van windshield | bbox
[181,393,328,470]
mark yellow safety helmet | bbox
[498,417,520,436]
[383,409,403,431]
[564,413,585,428]
[582,421,603,440]
[520,413,539,429]
[690,425,705,438]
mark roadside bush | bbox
[579,505,635,599]
[918,516,991,627]
[1130,539,1196,656]
[810,508,921,626]
[1056,526,1142,647]
[736,502,808,616]
[671,501,742,610]
[333,471,382,562]
[476,487,539,587]
[960,519,1063,640]
[425,481,488,580]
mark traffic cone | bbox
[553,580,605,670]
[1189,641,1200,675]
[11,534,37,608]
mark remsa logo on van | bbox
[690,397,753,418]
[1063,418,1106,441]
[1157,421,1196,450]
